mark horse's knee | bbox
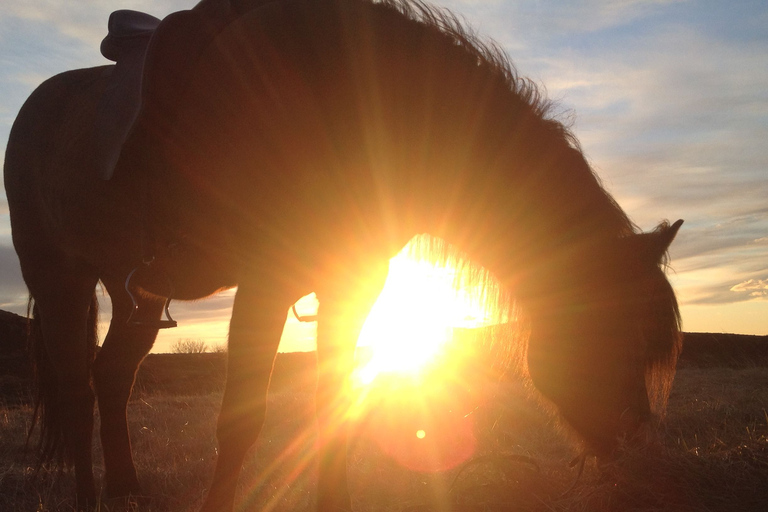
[93,330,154,397]
[93,357,135,402]
[216,395,268,453]
[216,352,274,449]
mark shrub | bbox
[171,338,208,354]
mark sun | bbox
[352,244,487,386]
[340,241,506,472]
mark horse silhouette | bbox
[4,0,683,510]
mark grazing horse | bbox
[4,0,683,510]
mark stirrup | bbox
[124,265,178,329]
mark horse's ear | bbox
[624,219,683,267]
[637,219,683,266]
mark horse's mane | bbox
[374,0,680,417]
[371,0,621,317]
[375,0,580,150]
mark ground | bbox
[1,313,767,511]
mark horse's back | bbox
[6,65,112,190]
[5,66,113,257]
[151,0,528,250]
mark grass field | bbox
[2,337,768,511]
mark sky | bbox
[0,0,766,353]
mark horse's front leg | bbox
[200,282,289,512]
[316,264,388,511]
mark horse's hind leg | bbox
[27,262,99,506]
[94,278,164,498]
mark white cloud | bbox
[730,278,768,299]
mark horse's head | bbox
[525,220,683,455]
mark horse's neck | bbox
[417,142,628,294]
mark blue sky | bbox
[1,0,766,352]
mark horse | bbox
[4,0,683,510]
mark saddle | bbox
[100,10,161,61]
[95,10,161,180]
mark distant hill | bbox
[679,332,768,368]
[0,309,30,402]
[1,309,766,400]
[0,309,27,351]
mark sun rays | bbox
[353,240,495,386]
[219,241,518,504]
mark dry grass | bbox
[1,365,767,511]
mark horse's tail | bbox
[26,294,99,467]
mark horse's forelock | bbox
[643,265,683,417]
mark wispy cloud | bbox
[2,1,184,49]
[506,4,768,313]
[447,0,768,318]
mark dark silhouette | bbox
[4,0,683,510]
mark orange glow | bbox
[343,244,498,472]
[353,245,488,386]
[281,242,507,473]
